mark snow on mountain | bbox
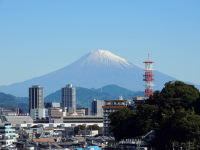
[0,50,176,97]
[78,49,131,68]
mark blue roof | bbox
[88,146,101,150]
[72,138,77,141]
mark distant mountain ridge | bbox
[0,84,144,112]
[0,92,28,112]
[0,49,192,96]
[45,84,144,108]
[2,83,199,112]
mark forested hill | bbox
[0,92,28,112]
[45,84,144,108]
[109,81,200,149]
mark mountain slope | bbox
[0,92,28,112]
[0,84,144,112]
[0,49,176,96]
[96,84,142,97]
[0,92,17,109]
[44,84,144,108]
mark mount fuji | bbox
[0,50,175,97]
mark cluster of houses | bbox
[0,84,150,149]
[0,97,134,150]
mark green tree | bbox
[109,107,137,140]
[74,125,86,134]
[86,124,101,134]
[153,110,200,149]
[109,81,200,149]
[149,81,199,110]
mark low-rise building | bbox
[78,130,99,137]
[30,108,46,119]
[1,115,33,125]
[92,99,104,116]
[133,97,146,106]
[76,108,86,116]
[0,108,19,116]
[76,108,92,116]
[45,102,61,108]
[0,124,17,148]
[48,107,63,123]
[63,116,103,127]
[85,108,91,116]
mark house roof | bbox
[4,116,33,124]
[33,139,55,143]
[102,106,126,109]
[104,100,131,102]
[73,136,84,140]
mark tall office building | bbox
[62,84,76,114]
[29,85,45,119]
[29,85,44,111]
[92,99,104,116]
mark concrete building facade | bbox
[45,102,61,108]
[103,100,131,136]
[0,125,17,148]
[30,108,46,120]
[63,116,103,125]
[92,99,104,116]
[29,85,45,119]
[29,85,44,111]
[76,108,86,116]
[62,84,76,114]
[85,108,91,116]
[48,108,63,123]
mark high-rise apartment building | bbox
[62,84,76,114]
[29,85,44,111]
[103,99,131,135]
[29,85,45,119]
[92,99,104,116]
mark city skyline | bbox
[0,0,200,86]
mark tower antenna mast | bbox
[143,54,154,97]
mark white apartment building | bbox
[103,99,131,136]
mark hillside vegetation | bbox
[0,93,28,112]
[110,81,200,149]
[45,84,144,108]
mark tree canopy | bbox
[109,81,200,149]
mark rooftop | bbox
[33,138,55,143]
[102,106,126,109]
[2,116,33,124]
[104,100,131,102]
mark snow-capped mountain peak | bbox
[79,49,131,68]
[0,49,177,96]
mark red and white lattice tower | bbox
[143,54,154,97]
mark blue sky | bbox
[0,0,200,85]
